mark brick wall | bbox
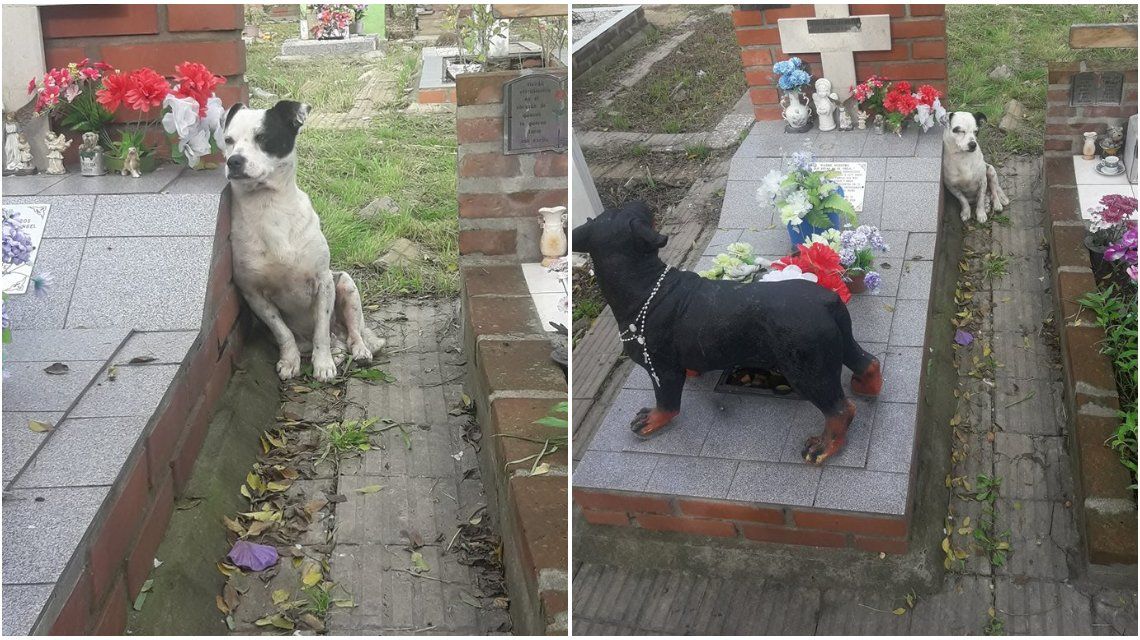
[39,4,248,159]
[1043,69,1138,566]
[1044,62,1139,158]
[456,69,568,262]
[733,4,947,121]
[41,194,246,634]
[574,488,911,554]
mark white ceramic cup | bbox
[1103,155,1121,169]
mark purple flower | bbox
[1104,225,1138,264]
[31,272,53,297]
[3,213,34,266]
[2,304,9,330]
[227,540,278,572]
[790,151,814,171]
[863,270,882,293]
[1129,264,1137,282]
[954,329,974,346]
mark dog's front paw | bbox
[349,340,373,363]
[276,350,302,380]
[975,208,988,224]
[312,354,338,382]
[959,207,972,223]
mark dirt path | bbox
[571,158,1138,635]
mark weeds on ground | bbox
[980,252,1009,281]
[317,418,378,461]
[685,144,711,160]
[1079,283,1139,486]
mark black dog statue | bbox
[574,200,884,464]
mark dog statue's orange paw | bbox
[685,369,701,378]
[851,358,883,397]
[630,407,679,438]
[802,434,845,465]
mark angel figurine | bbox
[44,130,71,175]
[812,78,839,132]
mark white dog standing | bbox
[222,100,385,382]
[942,111,1009,224]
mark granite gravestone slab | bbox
[503,73,568,155]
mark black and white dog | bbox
[221,100,385,382]
[942,111,1010,224]
[574,201,884,465]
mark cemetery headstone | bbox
[776,4,891,103]
[503,73,568,155]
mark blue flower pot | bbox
[786,186,846,249]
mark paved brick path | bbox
[327,300,511,634]
[572,159,1138,635]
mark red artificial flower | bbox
[883,85,917,115]
[172,61,224,116]
[80,67,100,81]
[123,67,170,113]
[27,78,36,94]
[893,80,912,94]
[915,84,941,106]
[93,61,115,72]
[772,243,851,303]
[77,57,90,67]
[96,71,131,111]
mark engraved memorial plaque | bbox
[503,73,567,155]
[1071,72,1097,106]
[806,17,863,34]
[2,203,50,295]
[1098,72,1124,105]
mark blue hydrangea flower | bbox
[790,151,814,171]
[789,57,802,68]
[2,213,34,266]
[788,69,811,88]
[773,60,794,75]
[864,271,882,293]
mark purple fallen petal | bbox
[954,329,974,346]
[227,540,278,571]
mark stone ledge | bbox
[1042,142,1138,571]
[460,262,567,634]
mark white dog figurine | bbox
[221,100,385,382]
[942,111,1009,224]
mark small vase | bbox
[79,148,106,176]
[539,206,568,267]
[1082,132,1097,160]
[846,272,868,294]
[873,115,885,135]
[787,212,841,248]
[780,89,813,134]
[352,19,365,35]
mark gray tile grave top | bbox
[281,35,379,57]
[575,121,942,519]
[2,165,227,633]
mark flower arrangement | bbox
[95,66,171,163]
[766,242,851,303]
[853,76,945,134]
[756,151,857,231]
[811,225,890,294]
[27,59,116,136]
[1088,194,1138,281]
[699,242,765,282]
[161,62,226,168]
[352,4,368,21]
[773,57,812,93]
[312,4,354,39]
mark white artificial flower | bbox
[161,94,200,139]
[202,96,225,146]
[756,169,785,204]
[723,263,762,281]
[779,189,812,225]
[914,103,935,132]
[761,264,817,283]
[179,125,211,168]
[726,242,755,261]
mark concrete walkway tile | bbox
[372,350,446,386]
[855,181,886,229]
[906,575,991,634]
[993,433,1072,501]
[66,236,212,330]
[736,227,796,257]
[339,424,461,479]
[3,195,96,238]
[2,412,64,486]
[3,238,84,330]
[38,163,182,196]
[814,467,908,515]
[335,474,460,546]
[70,363,179,418]
[573,450,662,492]
[885,157,942,182]
[810,131,868,157]
[1,360,103,413]
[896,260,934,299]
[994,378,1065,436]
[816,587,912,635]
[161,166,228,194]
[990,330,1057,381]
[995,578,1095,635]
[861,129,920,157]
[701,228,743,256]
[727,156,785,181]
[879,346,924,404]
[865,402,918,474]
[1091,589,1138,636]
[905,232,938,260]
[698,393,799,462]
[14,416,148,488]
[118,330,198,365]
[992,499,1072,581]
[881,181,941,232]
[643,455,738,500]
[719,180,770,229]
[726,460,821,507]
[916,129,943,157]
[846,292,896,344]
[589,388,712,456]
[1,173,67,196]
[779,398,875,468]
[888,297,931,347]
[1,485,109,584]
[0,328,127,362]
[720,581,823,635]
[624,366,721,394]
[89,194,220,237]
[1,583,54,636]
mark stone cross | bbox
[776,5,892,103]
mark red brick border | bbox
[41,193,245,635]
[572,489,911,555]
[1042,70,1138,566]
[460,263,568,633]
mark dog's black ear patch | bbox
[259,101,310,158]
[630,216,668,251]
[224,103,244,130]
[973,111,987,127]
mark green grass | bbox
[244,20,458,298]
[947,4,1138,157]
[980,252,1010,281]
